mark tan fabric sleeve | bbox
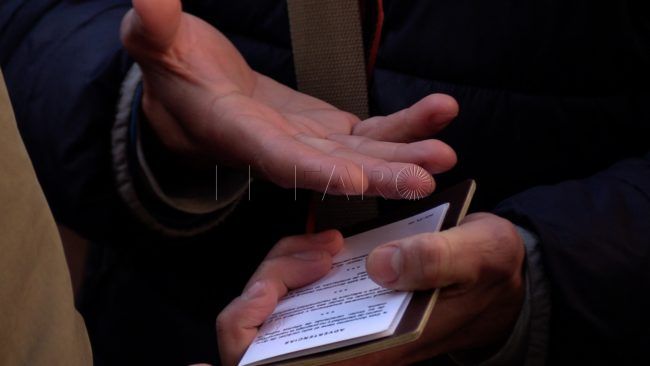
[0,71,92,365]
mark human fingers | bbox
[327,134,457,174]
[245,231,344,292]
[218,232,343,366]
[294,134,436,199]
[366,214,524,290]
[120,0,182,54]
[263,230,344,260]
[352,94,458,143]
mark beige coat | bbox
[0,71,92,365]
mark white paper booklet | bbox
[239,203,450,366]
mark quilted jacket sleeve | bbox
[0,0,245,240]
[495,152,650,364]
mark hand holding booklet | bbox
[239,180,476,366]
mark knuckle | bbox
[494,219,524,262]
[462,212,490,223]
[493,216,516,238]
[255,259,276,277]
[411,234,445,284]
[215,309,232,335]
[270,236,296,256]
[478,219,525,281]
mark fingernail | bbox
[292,250,325,261]
[372,246,401,284]
[242,281,266,301]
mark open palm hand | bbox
[121,0,458,198]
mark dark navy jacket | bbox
[1,0,649,365]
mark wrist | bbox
[112,64,249,236]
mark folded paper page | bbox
[239,203,449,366]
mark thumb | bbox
[365,229,480,291]
[120,0,182,53]
[216,281,281,366]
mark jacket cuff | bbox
[111,64,249,237]
[449,226,550,366]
